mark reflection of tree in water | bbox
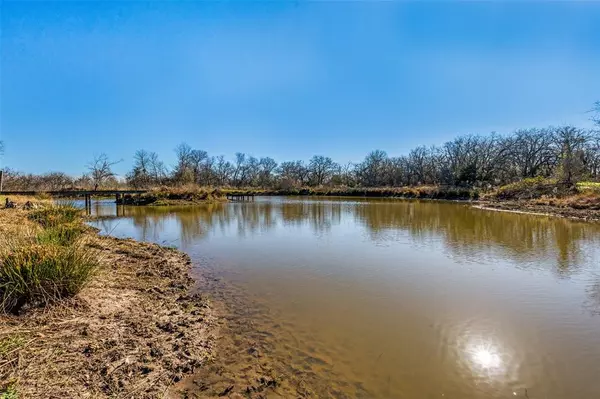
[232,202,276,238]
[115,199,598,276]
[280,201,341,235]
[352,200,600,274]
[120,200,345,244]
[127,207,169,243]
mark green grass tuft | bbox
[0,243,99,313]
[28,203,81,228]
[36,223,86,246]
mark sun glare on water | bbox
[471,346,502,369]
[463,339,507,378]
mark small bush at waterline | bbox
[0,243,99,314]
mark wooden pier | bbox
[0,190,148,211]
[226,193,255,201]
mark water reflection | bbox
[90,198,600,273]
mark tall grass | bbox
[0,242,99,313]
[36,223,86,246]
[28,202,81,228]
[1,202,98,314]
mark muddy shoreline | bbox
[0,210,217,398]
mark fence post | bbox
[0,170,3,192]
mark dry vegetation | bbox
[118,186,227,206]
[0,198,216,398]
[479,178,600,221]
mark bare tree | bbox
[173,143,194,184]
[232,153,247,187]
[127,150,154,188]
[258,157,278,186]
[214,155,233,186]
[148,152,168,184]
[87,154,120,190]
[553,126,591,184]
[308,155,337,186]
[357,150,388,186]
[504,128,554,179]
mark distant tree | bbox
[232,153,247,187]
[278,160,309,186]
[507,128,556,179]
[189,149,208,184]
[308,155,337,186]
[214,155,233,186]
[173,143,194,184]
[358,150,388,186]
[148,151,168,184]
[127,150,153,188]
[41,172,73,190]
[258,157,278,186]
[75,173,93,189]
[553,126,591,184]
[87,154,120,190]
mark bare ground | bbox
[0,227,217,398]
[476,200,600,222]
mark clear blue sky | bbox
[1,1,599,176]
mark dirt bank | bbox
[0,207,217,398]
[476,201,600,222]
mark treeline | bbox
[127,126,600,189]
[2,124,600,192]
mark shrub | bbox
[0,243,99,313]
[28,203,81,228]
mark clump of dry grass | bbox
[533,192,600,210]
[0,238,99,314]
[28,202,81,228]
[1,202,98,314]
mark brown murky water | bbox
[90,197,600,398]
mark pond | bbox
[88,197,600,398]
